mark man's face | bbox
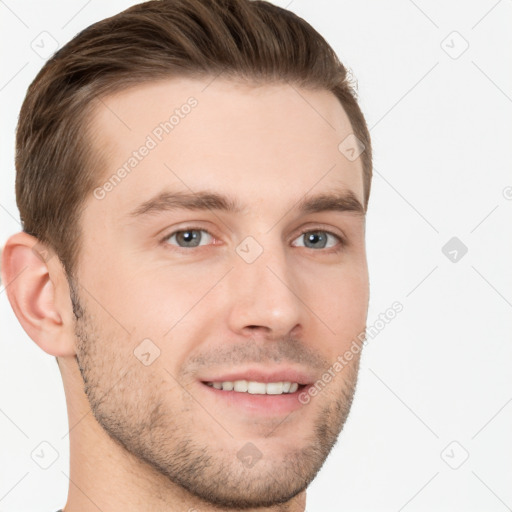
[71,77,369,507]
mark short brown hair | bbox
[16,0,372,279]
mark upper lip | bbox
[199,367,316,386]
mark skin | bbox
[2,76,369,512]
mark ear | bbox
[1,232,76,357]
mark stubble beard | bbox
[69,279,360,509]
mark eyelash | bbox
[160,226,346,254]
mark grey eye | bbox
[293,231,340,250]
[165,229,213,248]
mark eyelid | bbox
[291,223,346,244]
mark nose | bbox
[226,239,305,340]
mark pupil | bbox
[178,230,199,247]
[306,232,326,248]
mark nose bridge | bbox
[227,232,304,336]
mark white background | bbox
[1,1,511,511]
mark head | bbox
[3,0,372,508]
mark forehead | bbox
[87,77,364,218]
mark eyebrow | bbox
[127,188,365,219]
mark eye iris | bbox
[177,230,201,247]
[305,231,327,249]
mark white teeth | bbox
[248,381,267,394]
[234,380,248,392]
[266,382,284,395]
[206,379,301,395]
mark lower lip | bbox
[200,382,310,416]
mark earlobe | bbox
[1,232,76,357]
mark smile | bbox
[204,380,302,395]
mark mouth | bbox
[197,368,314,416]
[203,380,306,395]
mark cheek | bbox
[333,269,369,321]
[130,264,218,320]
[303,264,369,347]
[296,235,368,316]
